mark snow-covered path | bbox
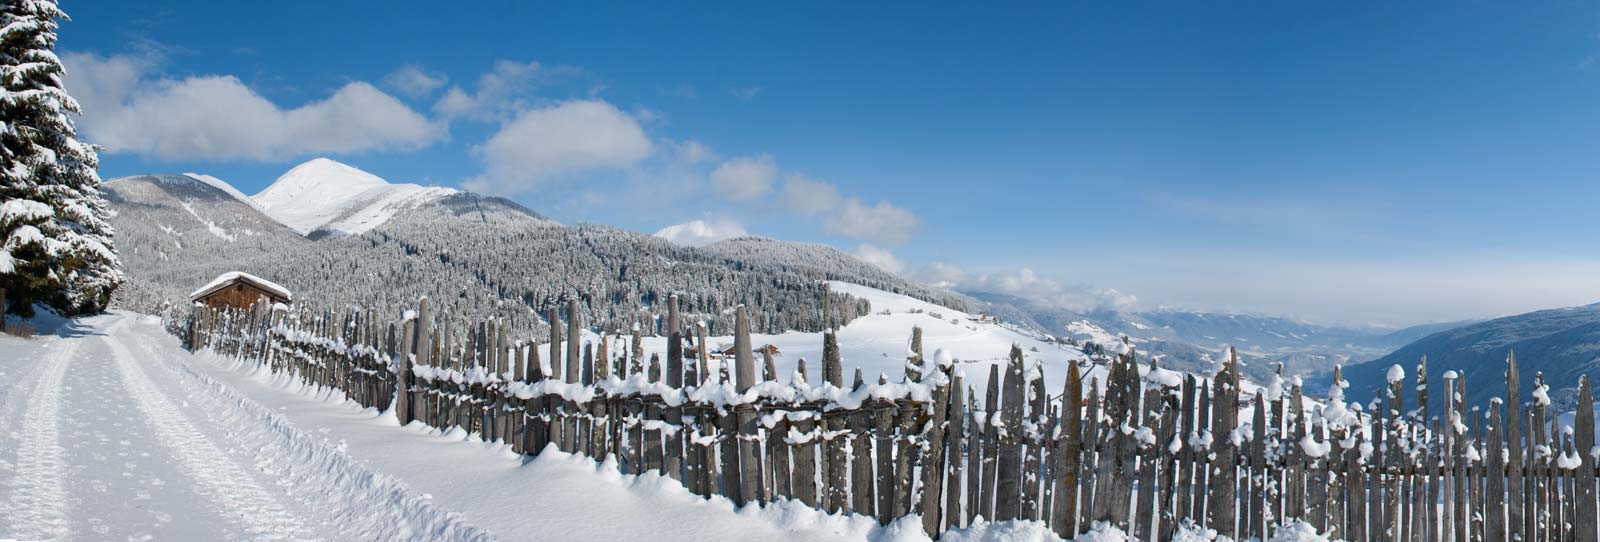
[2,312,1052,541]
[0,313,490,541]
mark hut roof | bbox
[189,272,293,303]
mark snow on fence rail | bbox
[183,297,1600,542]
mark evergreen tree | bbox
[0,0,121,317]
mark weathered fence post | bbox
[945,372,968,532]
[1576,375,1597,542]
[994,346,1027,521]
[1051,362,1082,539]
[1209,348,1241,540]
[733,306,764,504]
[918,348,952,537]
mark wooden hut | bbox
[189,272,292,310]
[720,343,780,357]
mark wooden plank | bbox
[792,406,818,507]
[1208,349,1241,539]
[1023,371,1047,521]
[918,361,952,537]
[1309,417,1330,535]
[1192,378,1208,525]
[719,405,741,500]
[1453,374,1469,542]
[876,389,897,523]
[667,294,682,388]
[1471,406,1484,542]
[824,410,848,513]
[893,399,919,517]
[995,346,1027,521]
[737,403,764,504]
[1348,431,1368,542]
[1051,364,1083,539]
[1388,374,1404,542]
[850,387,876,519]
[767,411,788,500]
[965,391,983,527]
[946,374,968,532]
[1156,379,1181,542]
[980,364,1001,522]
[1488,400,1506,542]
[1132,360,1163,542]
[1175,375,1197,533]
[1533,372,1549,542]
[1575,375,1596,542]
[566,300,580,384]
[1503,353,1525,542]
[1249,393,1268,541]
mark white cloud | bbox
[63,53,440,162]
[653,218,747,247]
[382,65,447,98]
[823,197,919,245]
[850,244,906,274]
[673,139,717,164]
[433,59,549,121]
[709,154,778,200]
[465,99,653,195]
[917,264,1138,313]
[915,262,968,289]
[781,173,843,215]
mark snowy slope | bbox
[634,281,1094,396]
[182,172,257,207]
[251,157,458,236]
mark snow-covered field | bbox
[0,312,1082,541]
[635,281,1097,397]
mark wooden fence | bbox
[184,296,1600,541]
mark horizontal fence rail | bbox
[182,296,1600,541]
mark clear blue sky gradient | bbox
[60,1,1600,326]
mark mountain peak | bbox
[251,158,398,235]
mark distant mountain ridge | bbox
[1338,303,1600,413]
[965,289,1473,382]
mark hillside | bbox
[1339,303,1600,413]
[103,159,964,338]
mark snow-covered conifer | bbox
[0,0,121,317]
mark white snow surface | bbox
[183,172,257,207]
[625,281,1092,401]
[0,312,1107,541]
[251,157,456,236]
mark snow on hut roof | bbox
[189,271,293,302]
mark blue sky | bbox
[58,1,1600,326]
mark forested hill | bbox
[1338,303,1600,413]
[102,167,967,338]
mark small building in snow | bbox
[189,272,292,310]
[720,344,780,357]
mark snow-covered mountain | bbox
[1337,302,1600,413]
[250,158,462,237]
[102,159,963,340]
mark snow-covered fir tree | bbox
[0,0,121,317]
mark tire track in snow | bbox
[103,328,315,541]
[118,316,494,541]
[3,337,78,541]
